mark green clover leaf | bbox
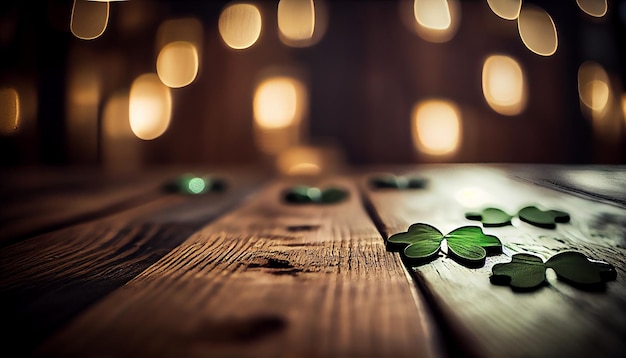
[369,174,427,190]
[387,224,502,267]
[518,206,570,229]
[491,252,617,291]
[490,254,547,291]
[445,226,503,267]
[465,208,513,227]
[282,186,349,205]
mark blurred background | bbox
[0,0,625,175]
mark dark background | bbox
[1,0,625,168]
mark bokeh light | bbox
[578,61,611,114]
[412,99,461,156]
[156,41,199,88]
[0,88,19,135]
[576,0,608,17]
[517,4,558,56]
[487,0,521,20]
[411,0,460,43]
[253,74,308,155]
[129,73,172,140]
[103,92,132,139]
[254,77,305,129]
[482,55,527,116]
[278,0,315,42]
[71,0,109,40]
[277,146,323,176]
[218,3,262,50]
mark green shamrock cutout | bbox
[518,206,570,229]
[465,208,513,227]
[163,174,227,195]
[369,174,427,190]
[491,252,617,291]
[282,185,348,204]
[387,223,502,267]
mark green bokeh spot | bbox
[164,174,227,195]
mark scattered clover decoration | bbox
[491,252,617,291]
[369,174,427,190]
[465,206,570,229]
[387,223,502,268]
[282,185,349,204]
[465,208,513,227]
[517,206,570,229]
[163,174,227,195]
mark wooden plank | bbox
[362,164,626,358]
[0,168,265,356]
[510,165,626,208]
[0,168,179,246]
[37,176,441,358]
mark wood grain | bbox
[0,169,264,356]
[0,168,180,246]
[38,177,441,358]
[362,164,626,358]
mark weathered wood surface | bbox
[0,167,184,246]
[362,165,626,358]
[511,164,626,208]
[0,168,265,356]
[38,176,440,358]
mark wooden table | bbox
[1,164,624,357]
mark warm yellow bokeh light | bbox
[218,3,262,50]
[585,81,610,112]
[156,41,199,88]
[408,0,459,43]
[278,0,315,42]
[0,88,19,135]
[279,0,328,47]
[277,146,324,176]
[254,77,305,129]
[578,61,611,114]
[576,0,608,17]
[129,73,172,140]
[517,4,558,56]
[103,92,132,139]
[412,99,461,156]
[487,0,521,20]
[71,0,109,40]
[482,55,527,116]
[414,0,451,30]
